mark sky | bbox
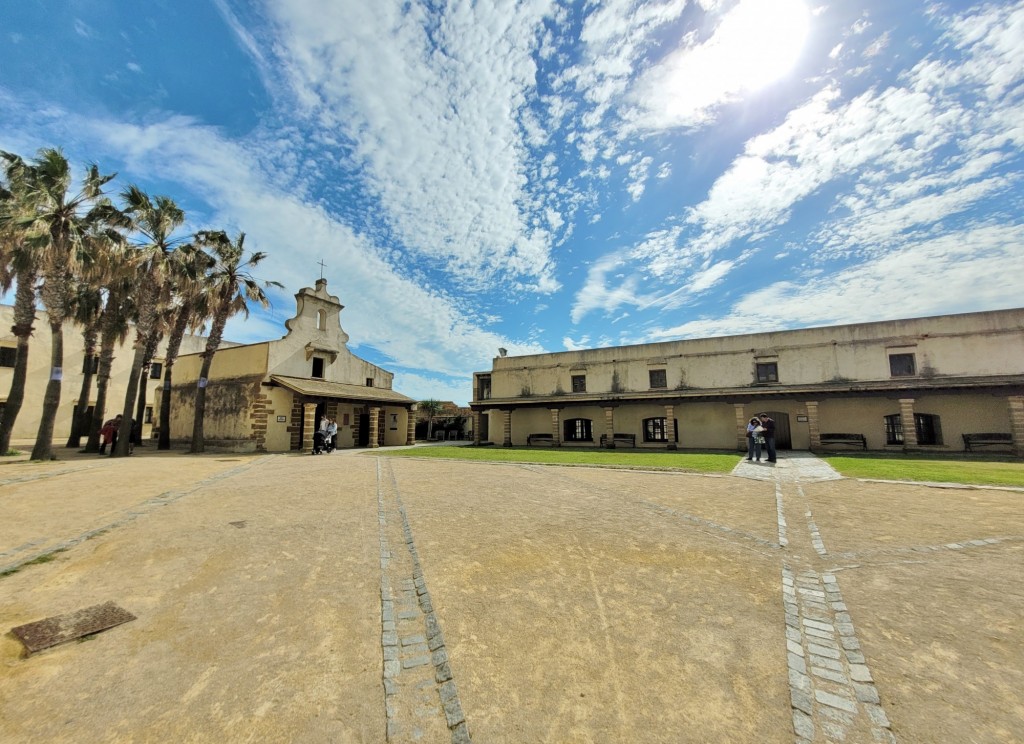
[2,1,1022,406]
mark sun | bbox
[713,0,811,91]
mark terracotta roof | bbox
[270,375,415,405]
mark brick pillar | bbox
[899,398,918,449]
[502,409,512,447]
[1009,395,1024,458]
[250,393,269,452]
[405,406,416,445]
[806,401,820,449]
[369,406,381,449]
[549,408,562,446]
[302,402,317,453]
[734,403,748,451]
[664,404,677,450]
[603,406,615,448]
[472,411,481,445]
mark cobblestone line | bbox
[376,459,471,744]
[0,464,99,488]
[775,481,789,548]
[640,500,781,555]
[0,459,267,573]
[775,466,896,743]
[784,566,895,743]
[828,535,1023,562]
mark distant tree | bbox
[189,231,279,453]
[419,399,443,440]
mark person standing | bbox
[326,417,338,452]
[99,414,122,455]
[745,417,762,461]
[759,413,777,463]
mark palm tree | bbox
[12,148,118,461]
[113,186,186,457]
[83,271,134,454]
[0,151,41,455]
[190,231,279,453]
[419,399,444,440]
[157,244,213,449]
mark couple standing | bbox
[746,413,777,463]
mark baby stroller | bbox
[313,430,326,454]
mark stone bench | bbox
[962,432,1013,452]
[818,432,867,449]
[526,433,556,446]
[599,432,637,448]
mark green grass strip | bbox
[820,454,1024,487]
[374,445,738,473]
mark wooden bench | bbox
[962,433,1013,451]
[600,432,636,448]
[818,433,867,449]
[526,433,556,446]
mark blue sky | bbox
[2,1,1022,406]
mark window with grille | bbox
[144,406,154,424]
[756,362,778,383]
[649,369,667,388]
[643,417,679,442]
[889,353,916,377]
[571,375,586,393]
[149,362,162,379]
[563,418,593,441]
[884,413,941,445]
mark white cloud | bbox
[257,0,562,292]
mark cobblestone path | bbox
[376,458,471,743]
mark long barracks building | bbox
[469,308,1024,457]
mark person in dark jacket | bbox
[758,413,776,463]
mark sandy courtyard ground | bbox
[1,447,1021,743]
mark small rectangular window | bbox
[1,346,18,367]
[649,369,667,388]
[81,354,99,374]
[312,358,325,378]
[366,377,374,387]
[889,353,916,377]
[149,362,163,379]
[571,374,587,393]
[144,406,154,424]
[756,362,778,383]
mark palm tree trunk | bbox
[0,271,37,454]
[133,331,160,446]
[66,324,98,448]
[114,339,146,457]
[158,307,191,450]
[190,307,228,454]
[30,321,64,461]
[84,332,116,453]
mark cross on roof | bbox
[317,258,327,280]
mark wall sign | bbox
[796,415,808,422]
[277,416,287,423]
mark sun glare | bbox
[715,0,811,90]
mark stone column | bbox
[734,403,748,451]
[250,393,269,452]
[549,408,562,446]
[603,406,616,448]
[664,404,677,450]
[501,409,513,447]
[1008,395,1024,458]
[302,402,317,453]
[405,406,416,446]
[899,398,918,449]
[472,411,482,445]
[806,401,820,449]
[368,406,381,449]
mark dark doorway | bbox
[478,412,489,442]
[764,411,792,449]
[358,414,370,446]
